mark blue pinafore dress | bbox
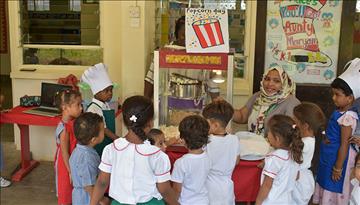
[316,110,350,193]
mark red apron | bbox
[55,120,77,204]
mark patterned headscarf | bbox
[249,65,296,134]
[257,65,296,106]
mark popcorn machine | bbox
[153,48,234,129]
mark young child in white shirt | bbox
[90,96,179,205]
[202,100,240,205]
[350,152,360,205]
[171,115,211,205]
[255,115,304,205]
[292,102,327,205]
[147,128,167,152]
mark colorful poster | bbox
[265,0,343,84]
[185,8,229,53]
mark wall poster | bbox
[265,0,343,84]
[185,8,229,53]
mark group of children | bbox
[53,62,360,205]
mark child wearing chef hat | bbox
[346,58,360,152]
[81,63,118,157]
[313,58,360,205]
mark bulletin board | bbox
[264,0,343,84]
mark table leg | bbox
[11,124,39,182]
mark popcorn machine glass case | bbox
[153,49,234,129]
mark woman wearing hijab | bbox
[233,65,300,135]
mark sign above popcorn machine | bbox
[159,49,228,70]
[185,8,230,53]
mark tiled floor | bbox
[0,142,58,205]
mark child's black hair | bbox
[122,95,154,141]
[175,16,185,39]
[55,89,81,112]
[74,112,103,145]
[202,100,234,128]
[267,115,304,164]
[179,115,209,150]
[331,78,353,96]
[147,128,164,145]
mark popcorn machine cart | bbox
[153,48,234,129]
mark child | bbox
[313,73,359,204]
[171,115,212,205]
[90,95,179,205]
[54,89,82,205]
[292,102,326,205]
[70,112,109,205]
[350,98,360,151]
[202,100,240,205]
[147,128,166,152]
[255,115,304,205]
[0,93,11,188]
[350,152,360,205]
[81,63,118,157]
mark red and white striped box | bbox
[192,18,224,49]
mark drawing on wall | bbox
[265,0,342,84]
[186,8,229,53]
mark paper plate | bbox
[240,154,265,161]
[235,131,270,161]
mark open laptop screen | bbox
[41,83,72,108]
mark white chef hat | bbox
[338,58,360,99]
[81,63,113,95]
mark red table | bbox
[0,106,121,182]
[166,145,262,203]
[0,106,61,181]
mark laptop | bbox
[23,83,72,117]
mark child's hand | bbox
[331,169,342,181]
[350,135,360,146]
[257,160,265,168]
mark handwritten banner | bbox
[265,0,342,84]
[159,49,228,70]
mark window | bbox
[27,0,50,11]
[19,0,102,65]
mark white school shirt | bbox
[99,138,171,204]
[171,152,211,205]
[86,98,111,128]
[205,134,240,205]
[293,137,315,205]
[350,178,360,205]
[261,149,299,205]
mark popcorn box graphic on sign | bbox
[192,18,224,49]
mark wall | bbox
[0,0,10,75]
[8,1,155,160]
